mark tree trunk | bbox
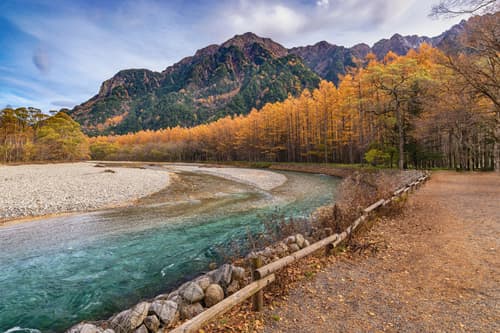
[494,108,500,172]
[396,102,404,170]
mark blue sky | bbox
[0,0,464,112]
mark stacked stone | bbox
[246,233,311,263]
[66,264,246,333]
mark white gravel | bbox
[0,163,170,221]
[163,164,287,191]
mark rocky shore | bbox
[66,231,313,333]
[0,163,170,221]
[67,263,249,333]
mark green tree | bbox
[35,112,89,160]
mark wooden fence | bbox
[171,173,430,333]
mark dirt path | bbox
[264,172,499,332]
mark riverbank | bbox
[0,162,290,224]
[0,163,170,222]
[163,164,287,191]
[199,172,499,332]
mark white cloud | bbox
[223,2,307,38]
[207,0,423,47]
[316,0,330,8]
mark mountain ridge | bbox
[69,18,471,135]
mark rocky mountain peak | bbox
[221,32,289,58]
[350,43,371,59]
[97,69,161,98]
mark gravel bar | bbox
[0,163,170,221]
[163,164,287,191]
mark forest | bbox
[89,14,498,171]
[0,108,89,163]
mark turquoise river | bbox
[0,167,340,332]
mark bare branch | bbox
[430,0,498,18]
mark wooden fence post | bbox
[252,256,263,311]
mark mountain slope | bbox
[70,33,319,135]
[289,42,357,84]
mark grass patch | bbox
[271,314,281,321]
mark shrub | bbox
[364,148,390,167]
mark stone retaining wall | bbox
[66,232,312,333]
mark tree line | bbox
[0,108,89,163]
[90,19,498,171]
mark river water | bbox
[0,168,340,332]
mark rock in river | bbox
[180,282,205,303]
[109,302,150,333]
[209,264,233,288]
[150,300,179,327]
[143,315,161,332]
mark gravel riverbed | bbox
[0,163,170,221]
[163,164,287,191]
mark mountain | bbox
[70,33,320,135]
[289,19,468,83]
[289,42,357,84]
[371,33,434,59]
[70,18,473,135]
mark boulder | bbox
[167,294,182,305]
[204,284,224,307]
[176,281,192,293]
[231,266,246,281]
[285,235,296,244]
[143,315,161,332]
[180,302,204,320]
[110,302,150,333]
[226,280,240,295]
[180,282,205,303]
[296,234,305,248]
[274,242,289,256]
[261,247,273,257]
[153,293,169,300]
[303,239,310,247]
[66,323,103,333]
[209,264,232,288]
[246,251,258,260]
[289,243,300,252]
[166,291,179,300]
[134,325,148,333]
[150,300,179,327]
[194,275,212,291]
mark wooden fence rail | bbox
[170,172,429,332]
